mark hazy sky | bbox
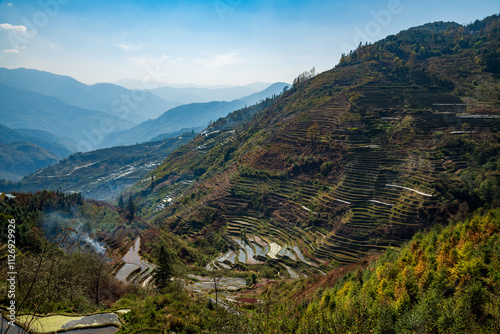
[0,0,498,86]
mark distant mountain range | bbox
[0,133,59,182]
[100,82,290,147]
[0,84,134,151]
[0,141,60,182]
[0,67,289,181]
[148,83,276,105]
[114,78,271,100]
[0,124,76,181]
[0,67,175,123]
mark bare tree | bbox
[213,275,221,306]
[9,228,75,334]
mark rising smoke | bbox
[42,212,106,254]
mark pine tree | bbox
[153,246,174,289]
[118,194,124,211]
[126,195,135,222]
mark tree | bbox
[118,194,124,211]
[83,252,106,305]
[307,122,320,142]
[153,246,174,290]
[213,275,221,305]
[251,273,257,285]
[246,277,253,287]
[126,196,135,222]
[246,273,257,287]
[292,67,317,87]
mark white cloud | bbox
[0,23,27,34]
[7,3,13,7]
[193,53,243,68]
[2,44,25,53]
[118,43,142,53]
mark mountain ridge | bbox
[0,141,60,181]
[0,84,135,151]
[0,124,72,159]
[0,67,175,123]
[100,82,290,148]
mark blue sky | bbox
[0,0,499,86]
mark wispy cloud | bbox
[0,23,27,34]
[3,44,25,53]
[193,53,243,68]
[118,43,142,53]
[7,3,13,7]
[126,52,246,84]
[128,54,170,68]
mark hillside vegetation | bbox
[0,191,130,314]
[128,15,500,278]
[117,209,500,333]
[255,209,500,333]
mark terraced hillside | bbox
[3,132,196,201]
[130,16,500,276]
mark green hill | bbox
[280,208,500,333]
[0,141,59,181]
[0,124,73,159]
